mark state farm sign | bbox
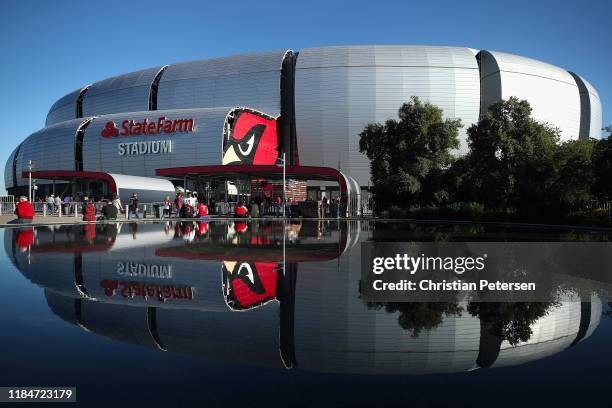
[101,116,195,137]
[101,116,195,156]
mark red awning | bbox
[155,165,347,192]
[22,170,117,193]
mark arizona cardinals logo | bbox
[223,111,279,165]
[222,261,278,310]
[101,121,119,137]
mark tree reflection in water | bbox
[367,302,463,337]
[370,301,555,346]
[467,302,554,345]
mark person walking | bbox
[112,194,122,212]
[101,199,118,220]
[251,200,260,218]
[174,193,183,217]
[163,196,172,219]
[128,193,139,219]
[47,195,55,214]
[54,194,62,215]
[180,200,194,218]
[187,192,196,208]
[83,199,97,222]
[63,195,71,215]
[235,201,249,218]
[14,196,34,224]
[196,201,209,218]
[322,196,329,218]
[275,195,282,217]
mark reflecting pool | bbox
[1,220,610,406]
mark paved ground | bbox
[0,213,292,226]
[0,213,154,226]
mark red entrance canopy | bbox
[23,170,118,193]
[155,165,348,192]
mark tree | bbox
[592,137,612,200]
[462,97,559,216]
[359,96,462,211]
[547,139,598,216]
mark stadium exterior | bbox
[4,45,603,214]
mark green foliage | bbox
[592,136,612,200]
[359,96,462,210]
[381,202,493,221]
[546,138,598,216]
[462,97,559,216]
[360,97,612,225]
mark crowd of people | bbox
[13,189,343,224]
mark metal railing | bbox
[30,201,168,219]
[0,195,15,215]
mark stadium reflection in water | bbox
[4,220,604,375]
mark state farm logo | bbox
[101,116,195,138]
[100,279,195,302]
[102,121,119,137]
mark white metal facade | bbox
[45,88,82,126]
[156,50,288,116]
[14,118,89,186]
[82,107,232,177]
[570,72,603,139]
[82,66,162,118]
[294,45,481,186]
[479,51,597,141]
[6,45,603,192]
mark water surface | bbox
[0,220,610,406]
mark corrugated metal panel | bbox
[4,145,19,190]
[579,74,603,139]
[107,173,175,202]
[83,108,231,177]
[46,88,80,126]
[82,67,161,117]
[481,51,581,141]
[157,51,287,116]
[295,45,481,186]
[488,51,574,84]
[15,118,89,185]
[296,45,477,69]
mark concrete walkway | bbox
[0,213,136,227]
[0,213,288,227]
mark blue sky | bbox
[1,0,610,193]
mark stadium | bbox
[4,45,603,215]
